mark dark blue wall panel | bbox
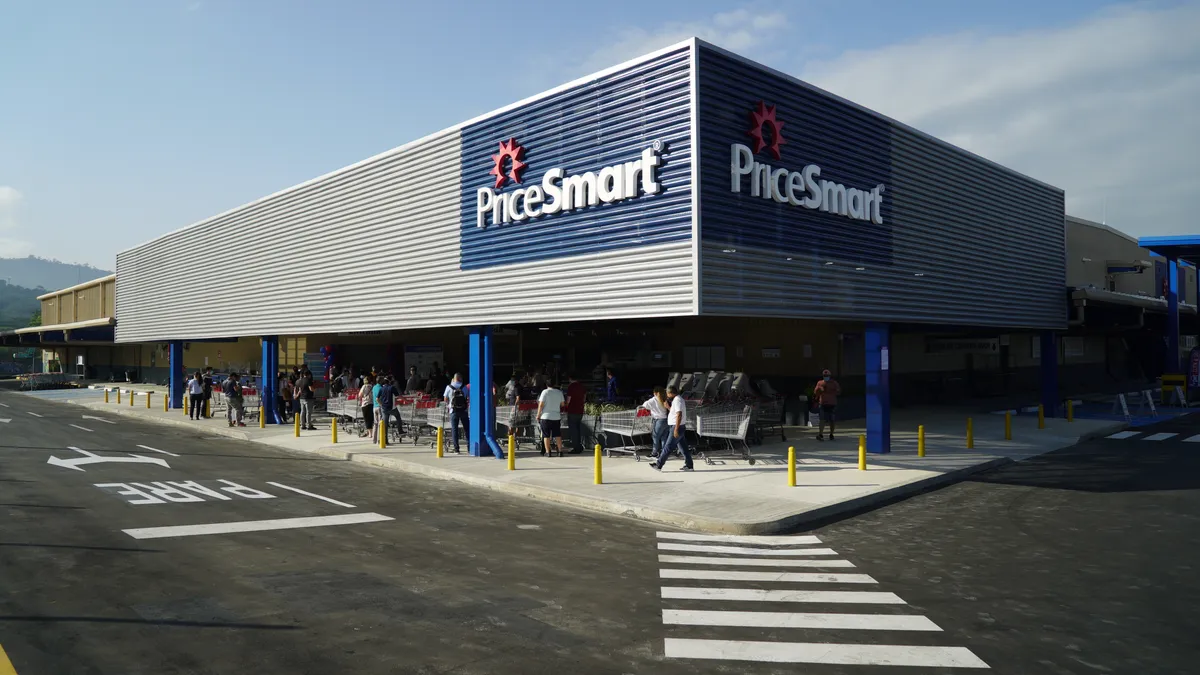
[459,48,693,270]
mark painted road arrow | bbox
[46,446,171,472]
[0,418,9,423]
[81,415,117,424]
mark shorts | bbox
[821,404,837,421]
[539,418,562,438]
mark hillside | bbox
[0,282,41,331]
[0,256,111,292]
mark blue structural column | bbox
[1040,331,1059,416]
[260,336,279,424]
[1167,257,1181,374]
[864,322,891,454]
[467,326,505,458]
[168,340,184,409]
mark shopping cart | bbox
[599,407,653,460]
[412,401,448,448]
[496,402,536,451]
[752,396,787,443]
[695,404,755,465]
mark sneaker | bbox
[237,422,246,427]
[650,463,662,472]
[828,434,836,441]
[680,466,694,472]
[816,435,824,441]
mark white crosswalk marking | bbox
[1107,431,1140,439]
[658,555,855,568]
[663,609,943,631]
[657,531,821,545]
[1183,434,1200,443]
[1142,432,1178,441]
[654,531,989,668]
[658,542,838,556]
[664,638,990,668]
[660,587,907,604]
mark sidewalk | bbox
[56,389,1126,534]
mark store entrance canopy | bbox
[1138,235,1200,264]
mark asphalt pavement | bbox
[0,389,1196,674]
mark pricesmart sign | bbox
[475,138,665,229]
[731,102,885,225]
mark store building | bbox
[111,38,1069,455]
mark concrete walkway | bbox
[43,386,1127,533]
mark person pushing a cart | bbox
[650,385,693,472]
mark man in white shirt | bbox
[651,385,693,472]
[537,381,566,457]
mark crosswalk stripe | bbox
[662,586,902,600]
[1183,434,1200,443]
[663,609,942,631]
[658,543,838,556]
[661,587,906,604]
[659,555,854,568]
[1106,431,1140,439]
[660,569,875,584]
[1142,432,1177,441]
[663,638,989,668]
[658,531,821,545]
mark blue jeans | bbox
[651,418,669,458]
[450,410,469,451]
[656,427,692,469]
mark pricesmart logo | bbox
[475,139,664,229]
[731,102,885,225]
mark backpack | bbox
[450,386,468,411]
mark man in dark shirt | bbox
[298,366,316,430]
[565,373,587,454]
[606,368,619,403]
[405,366,422,394]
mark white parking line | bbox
[0,402,9,407]
[1142,432,1178,441]
[266,482,356,508]
[1106,431,1140,439]
[657,531,821,545]
[663,639,990,668]
[663,609,942,631]
[659,555,854,568]
[137,444,180,458]
[660,569,876,584]
[123,512,393,539]
[660,587,906,604]
[68,424,93,433]
[1183,434,1200,443]
[658,542,839,556]
[27,411,43,418]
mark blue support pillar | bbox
[864,322,891,454]
[168,340,184,409]
[261,336,279,424]
[1040,331,1059,416]
[468,326,505,459]
[1167,257,1181,374]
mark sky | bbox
[1,0,1197,270]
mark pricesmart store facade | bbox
[114,39,1066,455]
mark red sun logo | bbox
[747,101,787,160]
[489,138,528,189]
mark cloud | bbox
[799,3,1200,237]
[567,7,790,78]
[0,186,33,257]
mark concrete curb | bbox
[64,397,1127,534]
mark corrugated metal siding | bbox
[102,280,116,317]
[59,293,75,324]
[115,48,696,343]
[697,44,1066,329]
[41,298,57,325]
[459,48,693,269]
[75,283,103,321]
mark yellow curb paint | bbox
[0,643,18,675]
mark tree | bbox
[28,309,41,327]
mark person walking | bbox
[650,385,693,472]
[224,372,245,427]
[202,367,214,418]
[641,386,670,461]
[814,369,841,441]
[504,372,520,405]
[443,373,468,454]
[187,371,205,420]
[605,368,620,403]
[564,373,587,453]
[298,366,316,431]
[405,366,422,395]
[537,380,566,457]
[278,373,293,424]
[358,374,376,438]
[377,375,403,439]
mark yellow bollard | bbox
[164,392,169,412]
[379,419,387,449]
[967,418,974,449]
[594,444,603,484]
[104,389,109,403]
[1038,404,1045,429]
[858,435,867,470]
[1005,412,1012,440]
[259,406,265,429]
[182,394,187,416]
[436,426,444,458]
[204,400,210,418]
[295,413,301,438]
[1067,400,1074,423]
[117,389,122,405]
[331,416,338,443]
[918,425,926,457]
[787,446,796,487]
[507,434,516,471]
[146,392,151,409]
[131,390,135,406]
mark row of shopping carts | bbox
[600,401,769,465]
[326,394,452,446]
